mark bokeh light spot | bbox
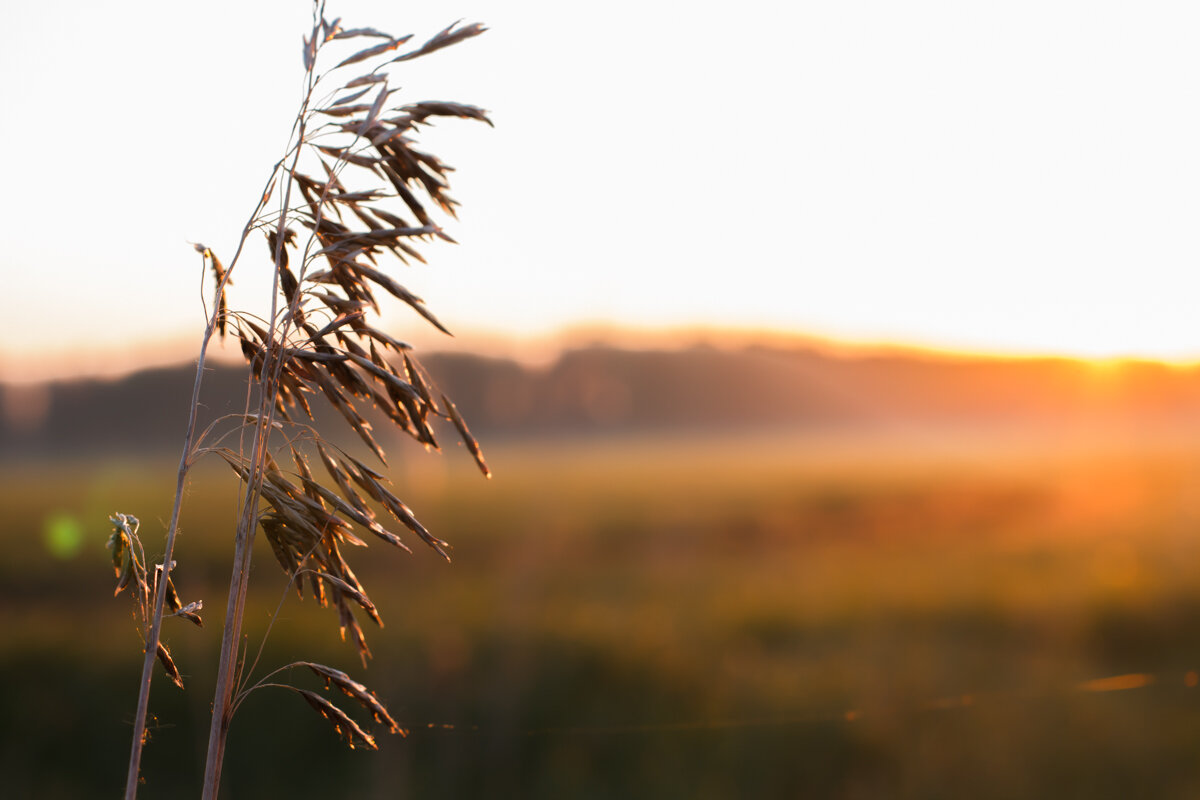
[44,513,83,559]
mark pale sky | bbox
[4,1,1200,380]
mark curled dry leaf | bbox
[108,528,129,579]
[317,102,374,118]
[157,642,185,690]
[296,689,377,750]
[401,100,493,128]
[308,571,377,617]
[320,15,342,42]
[402,353,437,411]
[344,71,388,88]
[443,393,491,478]
[107,514,143,598]
[302,33,317,71]
[332,26,392,41]
[330,85,373,107]
[153,563,183,613]
[390,21,487,64]
[301,662,402,733]
[173,601,204,628]
[359,81,391,134]
[334,35,413,70]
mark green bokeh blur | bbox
[43,512,83,559]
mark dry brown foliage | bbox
[107,513,204,693]
[110,3,491,798]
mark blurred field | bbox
[6,429,1200,798]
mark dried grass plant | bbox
[105,4,491,797]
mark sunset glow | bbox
[4,1,1200,381]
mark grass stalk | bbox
[122,233,254,799]
[202,122,310,796]
[111,4,491,796]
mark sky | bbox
[4,1,1200,381]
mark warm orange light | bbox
[1077,673,1154,693]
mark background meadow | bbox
[7,348,1200,798]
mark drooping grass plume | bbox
[107,4,491,798]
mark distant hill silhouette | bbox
[5,345,1200,457]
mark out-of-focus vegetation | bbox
[6,430,1200,798]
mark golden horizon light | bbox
[3,1,1200,379]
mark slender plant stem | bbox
[199,252,286,799]
[123,302,220,799]
[121,148,287,799]
[201,22,321,788]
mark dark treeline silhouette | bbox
[6,345,1200,457]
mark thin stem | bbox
[122,286,226,799]
[234,556,324,714]
[238,681,307,698]
[201,9,325,795]
[121,92,293,800]
[199,214,293,799]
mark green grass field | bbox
[6,430,1200,798]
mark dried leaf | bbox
[334,36,412,70]
[330,85,374,107]
[114,549,135,597]
[321,15,342,42]
[308,310,367,342]
[311,571,378,617]
[302,34,317,71]
[318,102,373,118]
[261,515,302,586]
[360,473,450,560]
[345,71,388,88]
[443,393,491,478]
[346,262,451,334]
[377,162,435,226]
[361,326,413,352]
[333,27,397,41]
[296,689,377,749]
[301,662,402,733]
[316,445,375,516]
[173,601,204,628]
[390,21,486,64]
[153,564,183,613]
[314,378,386,463]
[401,100,493,127]
[369,126,409,147]
[107,529,128,579]
[360,81,390,133]
[331,189,389,204]
[157,642,185,690]
[301,477,410,553]
[338,351,414,396]
[315,144,379,169]
[403,353,438,411]
[345,455,387,493]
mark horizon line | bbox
[4,323,1200,385]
